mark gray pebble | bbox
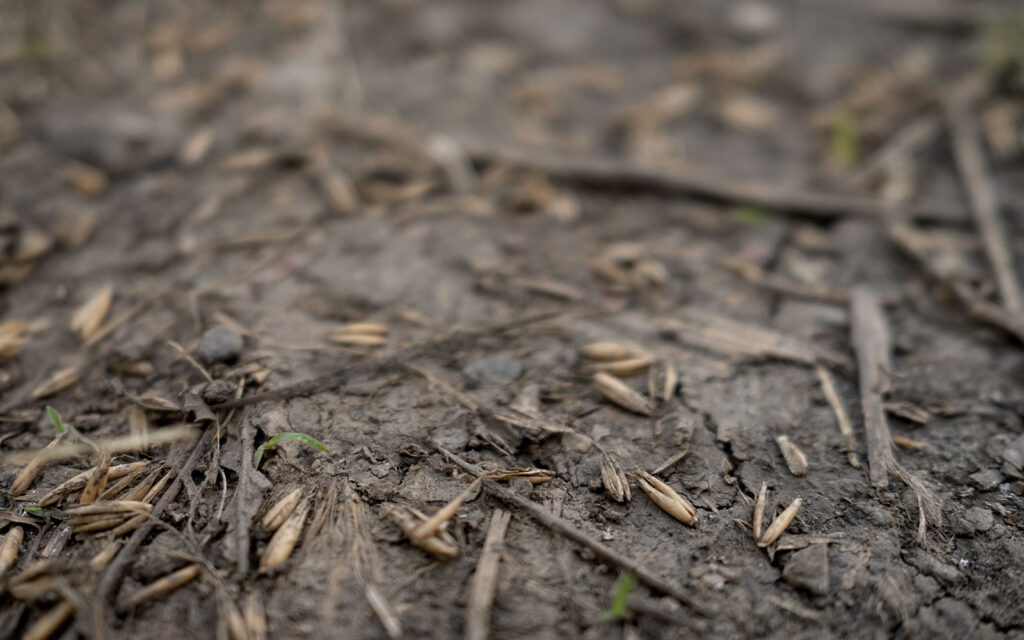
[964,507,994,533]
[196,325,243,364]
[781,543,830,595]
[462,353,522,386]
[969,468,1005,491]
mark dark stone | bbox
[781,543,829,595]
[969,468,1005,491]
[196,326,243,364]
[462,353,522,385]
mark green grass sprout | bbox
[601,573,636,622]
[253,432,328,469]
[46,406,66,435]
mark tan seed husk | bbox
[100,464,154,502]
[244,591,268,640]
[331,322,389,336]
[580,341,639,361]
[65,500,153,517]
[328,333,388,347]
[259,497,309,572]
[600,454,630,502]
[29,367,79,400]
[593,372,652,416]
[261,488,302,531]
[633,468,696,525]
[109,512,149,537]
[592,356,655,377]
[135,394,182,413]
[758,497,802,548]
[128,407,148,453]
[69,284,114,341]
[225,603,248,640]
[0,526,23,579]
[0,319,28,363]
[482,468,555,484]
[9,575,59,600]
[648,360,679,404]
[892,435,927,450]
[23,599,75,640]
[10,434,65,496]
[71,513,135,533]
[384,504,458,559]
[89,541,122,570]
[127,564,201,606]
[64,161,108,196]
[411,478,482,543]
[775,436,809,476]
[36,461,149,507]
[753,482,767,543]
[79,453,112,505]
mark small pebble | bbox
[964,507,994,533]
[196,325,243,364]
[781,543,829,596]
[969,469,1004,491]
[462,353,522,386]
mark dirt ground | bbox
[2,0,1024,638]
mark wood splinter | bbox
[465,509,512,640]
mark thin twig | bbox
[437,447,712,615]
[850,286,894,488]
[947,99,1024,315]
[465,509,512,640]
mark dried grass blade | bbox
[23,599,75,640]
[384,504,458,558]
[30,367,79,400]
[752,482,767,543]
[35,461,149,507]
[412,478,482,543]
[10,434,65,496]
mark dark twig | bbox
[850,286,894,488]
[437,447,712,616]
[462,143,966,225]
[96,426,215,603]
[947,99,1024,315]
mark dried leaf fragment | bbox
[259,497,309,572]
[261,488,302,531]
[633,468,696,525]
[69,284,114,341]
[758,497,802,548]
[127,564,201,606]
[775,436,808,476]
[600,454,630,502]
[593,372,652,416]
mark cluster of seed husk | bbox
[632,468,697,526]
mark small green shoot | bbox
[24,504,65,519]
[253,432,329,469]
[733,204,768,226]
[601,573,636,622]
[830,112,860,169]
[46,406,66,435]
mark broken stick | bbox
[465,509,512,640]
[850,287,895,488]
[437,447,711,615]
[947,98,1024,315]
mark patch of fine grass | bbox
[601,573,636,622]
[253,432,329,469]
[46,405,66,435]
[830,112,860,169]
[733,205,768,226]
